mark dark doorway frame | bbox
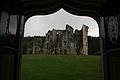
[0,0,120,80]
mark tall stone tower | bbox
[82,25,89,55]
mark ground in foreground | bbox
[21,54,102,80]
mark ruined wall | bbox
[61,25,76,54]
[32,24,89,55]
[82,25,89,55]
[74,29,83,54]
[32,36,46,54]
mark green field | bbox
[21,55,102,80]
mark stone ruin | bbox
[32,24,89,55]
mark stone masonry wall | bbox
[32,24,88,55]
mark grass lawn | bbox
[21,54,102,80]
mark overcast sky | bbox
[24,8,99,37]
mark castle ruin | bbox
[32,24,89,55]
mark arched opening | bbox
[1,0,120,80]
[21,8,101,80]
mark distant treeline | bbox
[22,36,100,55]
[88,36,100,55]
[22,37,33,54]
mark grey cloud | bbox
[24,9,99,37]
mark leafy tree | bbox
[22,37,33,54]
[88,36,100,55]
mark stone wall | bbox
[32,24,89,55]
[82,25,89,55]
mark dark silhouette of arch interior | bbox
[0,0,120,80]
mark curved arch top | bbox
[21,0,107,22]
